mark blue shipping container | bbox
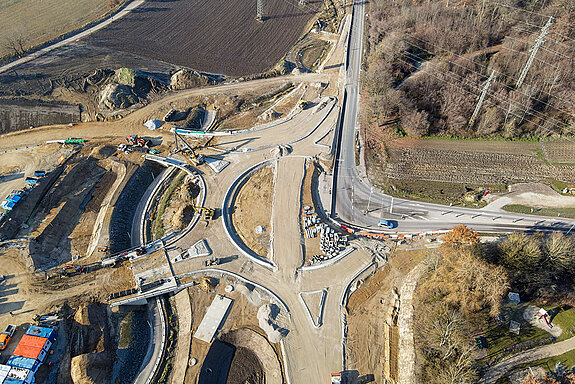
[33,171,46,177]
[6,356,38,371]
[25,326,56,341]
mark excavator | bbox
[48,264,87,279]
[192,205,215,225]
[173,131,204,166]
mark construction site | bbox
[0,0,575,383]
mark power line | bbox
[505,34,573,61]
[395,55,575,140]
[484,1,575,45]
[516,16,552,89]
[470,69,496,127]
[401,51,575,136]
[402,49,575,134]
[403,35,575,114]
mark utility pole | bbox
[469,69,496,128]
[516,16,553,89]
[256,0,264,21]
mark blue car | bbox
[378,220,397,229]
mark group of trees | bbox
[415,226,575,383]
[363,0,575,140]
[415,226,509,383]
[491,232,575,299]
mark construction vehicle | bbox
[298,100,310,110]
[57,264,87,278]
[192,205,215,225]
[97,246,108,253]
[173,131,204,166]
[0,325,16,350]
[126,135,150,148]
[205,256,220,266]
[331,373,342,384]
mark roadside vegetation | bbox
[363,0,575,141]
[414,226,575,383]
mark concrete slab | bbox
[204,156,230,173]
[173,240,211,263]
[193,295,233,343]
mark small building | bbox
[33,170,46,178]
[24,178,37,185]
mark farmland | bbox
[365,138,575,204]
[85,0,321,76]
[0,0,116,60]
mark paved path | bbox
[479,337,575,384]
[272,156,306,280]
[0,0,145,74]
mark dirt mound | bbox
[163,175,200,231]
[66,303,114,384]
[257,304,289,343]
[221,328,283,384]
[99,83,138,110]
[170,68,215,90]
[70,352,110,384]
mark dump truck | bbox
[0,325,16,350]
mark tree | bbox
[3,34,28,58]
[544,231,575,272]
[443,224,479,247]
[401,109,430,137]
[498,233,543,271]
[426,247,509,317]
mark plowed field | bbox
[85,0,321,76]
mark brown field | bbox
[367,138,575,187]
[0,0,114,59]
[85,0,321,76]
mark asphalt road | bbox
[331,0,575,235]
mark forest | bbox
[363,0,575,141]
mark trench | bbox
[111,308,151,384]
[109,161,163,253]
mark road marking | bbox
[416,215,430,221]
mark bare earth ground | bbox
[232,163,276,259]
[345,246,426,383]
[84,0,321,76]
[184,276,282,384]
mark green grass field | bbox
[0,0,117,59]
